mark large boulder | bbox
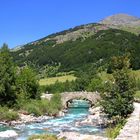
[0,130,18,139]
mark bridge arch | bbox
[66,98,92,108]
[61,92,100,108]
[41,92,100,108]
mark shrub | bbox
[47,93,62,115]
[23,101,42,116]
[23,100,49,116]
[0,106,19,121]
[86,76,104,92]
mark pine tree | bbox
[0,44,17,106]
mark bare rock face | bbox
[100,13,140,27]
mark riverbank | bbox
[58,132,108,140]
[0,110,65,126]
[0,103,106,140]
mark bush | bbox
[28,134,65,140]
[47,93,62,115]
[0,106,19,121]
[86,76,104,92]
[22,93,62,116]
[23,100,49,116]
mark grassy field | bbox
[39,75,76,86]
[99,70,140,81]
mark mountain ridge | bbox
[12,13,140,51]
[11,13,140,72]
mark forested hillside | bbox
[11,28,140,72]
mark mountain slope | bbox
[12,28,140,71]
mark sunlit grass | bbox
[135,91,140,99]
[39,75,76,86]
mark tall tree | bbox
[100,55,136,119]
[0,44,17,106]
[16,67,40,100]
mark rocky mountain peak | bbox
[100,13,140,26]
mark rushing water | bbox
[0,100,103,140]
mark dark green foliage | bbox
[0,44,17,106]
[39,64,60,78]
[11,29,140,72]
[100,55,136,119]
[0,44,40,108]
[86,76,104,92]
[16,67,40,100]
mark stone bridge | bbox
[41,92,100,108]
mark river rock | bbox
[89,106,101,114]
[0,130,18,139]
[58,111,65,117]
[76,106,108,127]
[9,114,53,126]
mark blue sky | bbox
[0,0,140,48]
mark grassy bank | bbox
[0,106,19,121]
[20,93,62,116]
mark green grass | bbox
[131,70,140,80]
[99,70,140,82]
[120,25,140,35]
[135,91,140,99]
[106,119,126,139]
[22,93,62,116]
[39,75,76,86]
[0,106,19,121]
